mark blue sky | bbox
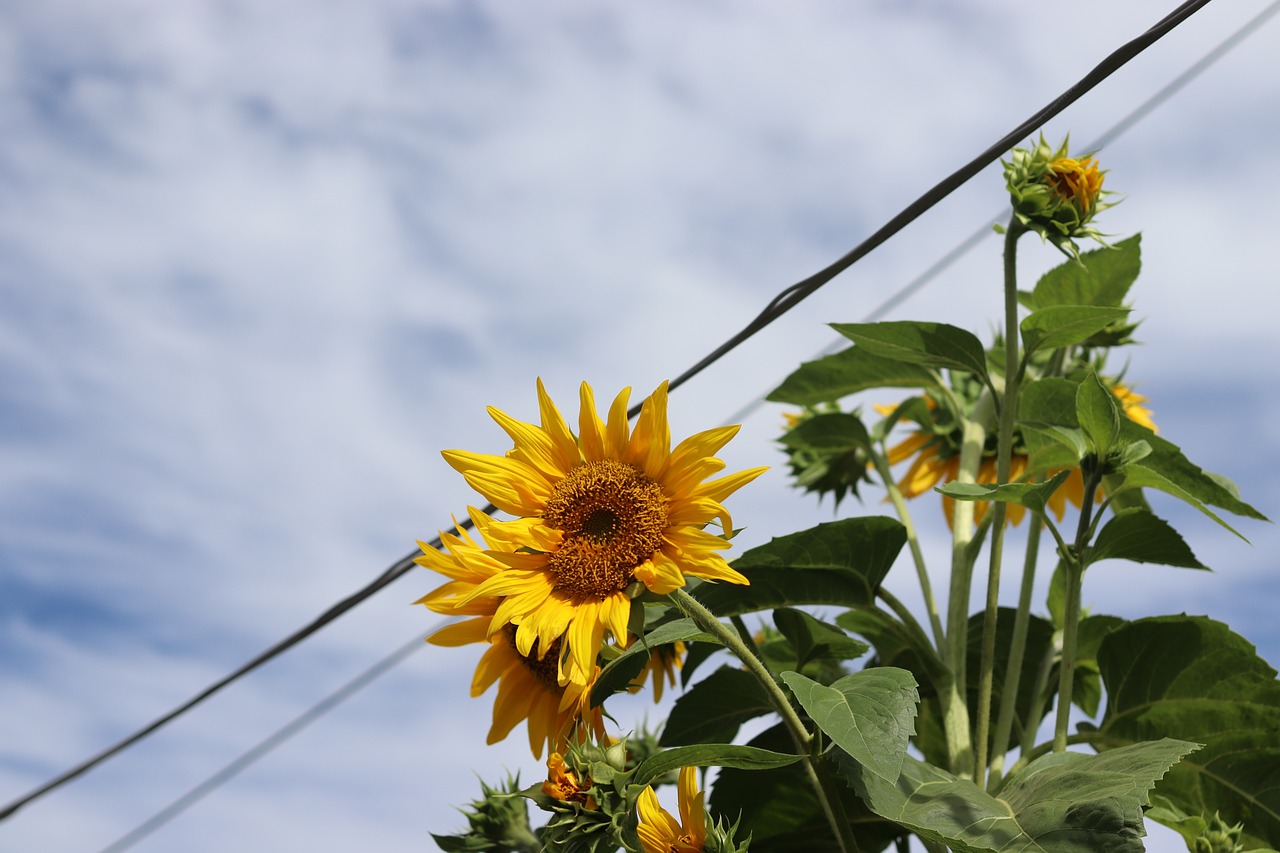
[2,2,1278,851]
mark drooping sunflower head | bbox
[1004,134,1114,257]
[443,379,766,689]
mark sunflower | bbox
[443,379,766,689]
[880,382,1155,527]
[636,765,707,853]
[542,752,598,810]
[415,509,609,758]
[1047,154,1105,215]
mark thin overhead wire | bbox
[95,630,436,853]
[0,0,1220,825]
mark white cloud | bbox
[1,2,1277,851]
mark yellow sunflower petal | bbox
[537,377,582,473]
[660,424,739,487]
[678,766,702,835]
[627,381,672,479]
[426,616,491,647]
[472,642,518,697]
[577,381,607,462]
[637,786,684,852]
[633,552,688,594]
[441,450,553,516]
[604,386,632,460]
[694,466,768,505]
[486,405,568,481]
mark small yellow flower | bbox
[542,752,598,811]
[437,379,766,689]
[636,765,707,853]
[1047,155,1104,215]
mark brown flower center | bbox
[542,459,669,598]
[509,625,562,691]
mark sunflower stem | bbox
[669,588,859,853]
[974,216,1026,788]
[1053,464,1104,753]
[941,414,985,777]
[871,448,945,651]
[986,516,1042,789]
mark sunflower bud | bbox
[1002,134,1113,257]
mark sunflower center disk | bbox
[508,625,562,690]
[542,459,669,598]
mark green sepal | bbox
[831,321,989,381]
[1085,508,1209,571]
[768,346,939,406]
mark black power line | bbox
[0,0,1217,825]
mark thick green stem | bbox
[670,588,860,853]
[986,518,1043,789]
[974,218,1025,787]
[872,450,945,650]
[1052,465,1104,753]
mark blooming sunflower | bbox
[879,382,1155,527]
[444,379,767,689]
[636,765,707,853]
[415,509,609,758]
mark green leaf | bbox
[633,745,803,787]
[709,724,903,852]
[1073,615,1126,718]
[781,668,918,785]
[833,321,989,380]
[1077,371,1121,457]
[659,666,774,746]
[836,608,950,693]
[937,469,1073,516]
[779,411,872,454]
[592,618,720,706]
[695,517,907,617]
[773,608,869,671]
[1020,306,1132,354]
[1085,508,1209,570]
[842,739,1197,853]
[768,347,939,406]
[1027,234,1142,310]
[1092,616,1280,850]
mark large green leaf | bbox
[591,618,720,706]
[1091,616,1280,850]
[768,346,939,406]
[964,607,1058,754]
[1026,235,1142,310]
[832,321,989,380]
[632,744,802,787]
[1085,508,1208,571]
[782,668,918,785]
[836,608,949,695]
[659,666,773,746]
[695,517,906,616]
[842,739,1197,853]
[773,608,869,671]
[1020,306,1131,355]
[709,723,903,853]
[779,411,872,454]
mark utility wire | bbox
[0,0,1216,824]
[95,629,437,853]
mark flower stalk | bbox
[671,587,859,853]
